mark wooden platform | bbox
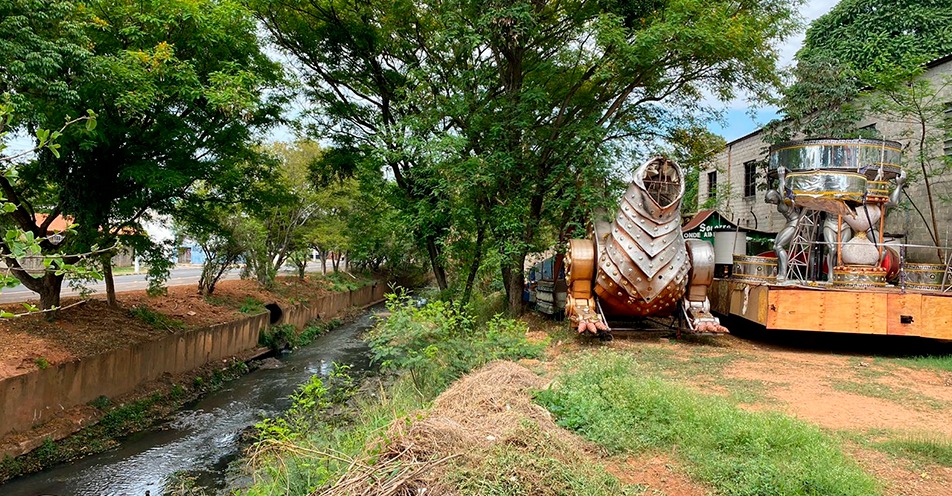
[710,279,952,340]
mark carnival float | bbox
[557,138,952,340]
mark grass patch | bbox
[627,346,771,404]
[874,434,952,467]
[238,297,266,314]
[894,355,952,373]
[129,305,185,331]
[830,379,945,411]
[366,291,545,399]
[536,351,880,496]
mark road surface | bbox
[0,266,237,304]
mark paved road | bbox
[0,266,240,304]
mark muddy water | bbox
[1,305,383,496]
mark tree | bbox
[0,98,106,315]
[798,0,952,77]
[771,0,952,142]
[241,141,324,288]
[867,69,952,259]
[258,0,799,314]
[3,0,284,310]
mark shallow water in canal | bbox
[1,305,382,496]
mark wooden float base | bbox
[710,279,952,340]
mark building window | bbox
[707,171,717,200]
[743,160,757,198]
[945,104,952,157]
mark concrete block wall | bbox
[0,282,388,439]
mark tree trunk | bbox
[331,252,341,271]
[425,236,448,290]
[320,251,327,274]
[102,253,117,307]
[500,254,527,316]
[37,273,65,314]
[461,221,486,307]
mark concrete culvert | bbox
[264,303,283,324]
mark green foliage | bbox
[874,435,952,468]
[798,0,952,77]
[258,323,297,351]
[128,305,185,331]
[33,357,50,370]
[366,291,545,399]
[256,0,799,311]
[255,375,331,441]
[536,352,880,496]
[88,395,111,410]
[2,0,284,309]
[297,318,340,346]
[896,355,952,373]
[239,297,266,315]
[315,272,364,292]
[773,0,952,143]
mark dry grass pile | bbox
[321,361,606,496]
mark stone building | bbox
[700,54,952,262]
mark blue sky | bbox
[707,0,838,143]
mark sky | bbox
[706,0,840,143]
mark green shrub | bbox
[258,324,297,351]
[536,352,880,496]
[366,291,544,399]
[34,357,50,369]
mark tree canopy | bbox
[2,0,285,309]
[771,0,952,142]
[256,0,800,312]
[798,0,952,75]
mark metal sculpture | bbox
[564,156,726,337]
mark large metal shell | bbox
[769,138,903,179]
[593,157,690,317]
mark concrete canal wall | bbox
[0,281,387,440]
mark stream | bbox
[0,304,383,496]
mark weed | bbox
[366,291,544,399]
[258,323,297,351]
[874,434,952,467]
[129,305,185,331]
[35,437,56,462]
[239,297,266,314]
[34,357,50,370]
[193,376,205,388]
[536,352,880,496]
[170,384,186,399]
[88,395,111,410]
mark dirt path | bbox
[588,332,952,495]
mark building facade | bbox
[701,55,952,262]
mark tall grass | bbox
[895,355,952,373]
[536,352,881,496]
[239,293,546,495]
[875,434,952,467]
